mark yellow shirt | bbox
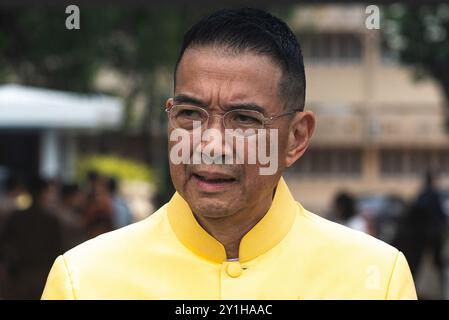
[42,178,417,299]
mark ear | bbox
[285,111,315,168]
[165,98,174,110]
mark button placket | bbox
[220,261,246,299]
[226,261,243,278]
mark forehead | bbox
[175,47,283,111]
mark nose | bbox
[207,114,225,131]
[194,114,233,163]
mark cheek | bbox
[168,136,189,189]
[241,167,278,200]
[169,162,187,192]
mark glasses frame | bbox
[165,104,302,132]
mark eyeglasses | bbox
[165,104,301,136]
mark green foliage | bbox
[77,155,155,184]
[383,4,449,100]
[0,7,103,91]
[0,6,204,129]
[383,4,449,132]
[0,5,216,203]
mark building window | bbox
[295,148,362,176]
[380,150,405,175]
[380,149,449,176]
[298,32,363,64]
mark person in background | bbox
[0,174,27,298]
[83,172,114,238]
[0,176,63,299]
[56,183,88,251]
[332,191,375,236]
[0,174,26,232]
[394,171,447,298]
[107,177,133,229]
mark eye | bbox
[176,108,203,120]
[232,112,262,125]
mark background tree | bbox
[0,4,280,204]
[383,4,449,128]
[0,5,215,204]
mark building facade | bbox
[285,5,449,214]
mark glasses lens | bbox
[170,105,208,130]
[224,110,265,133]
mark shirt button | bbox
[226,262,243,278]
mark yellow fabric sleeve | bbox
[386,251,418,300]
[41,255,76,300]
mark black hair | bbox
[61,183,80,199]
[28,176,53,201]
[174,8,306,111]
[335,192,356,221]
[107,176,118,194]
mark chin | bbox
[190,199,237,219]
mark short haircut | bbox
[28,176,53,200]
[174,8,306,111]
[61,183,80,199]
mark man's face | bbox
[167,47,297,219]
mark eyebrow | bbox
[173,94,205,107]
[226,103,266,114]
[174,94,267,114]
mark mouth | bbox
[191,171,238,192]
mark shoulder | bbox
[295,203,399,266]
[291,204,417,298]
[42,205,177,299]
[64,204,170,263]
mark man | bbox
[55,183,87,251]
[107,177,133,229]
[42,8,416,299]
[0,174,26,233]
[2,177,63,299]
[394,171,446,298]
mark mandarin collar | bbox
[167,177,298,263]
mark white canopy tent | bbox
[0,84,124,180]
[0,84,122,129]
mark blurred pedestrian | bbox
[0,176,63,299]
[54,183,88,251]
[107,177,133,229]
[0,174,26,233]
[83,171,114,238]
[394,170,447,297]
[332,191,374,235]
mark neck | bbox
[193,195,274,260]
